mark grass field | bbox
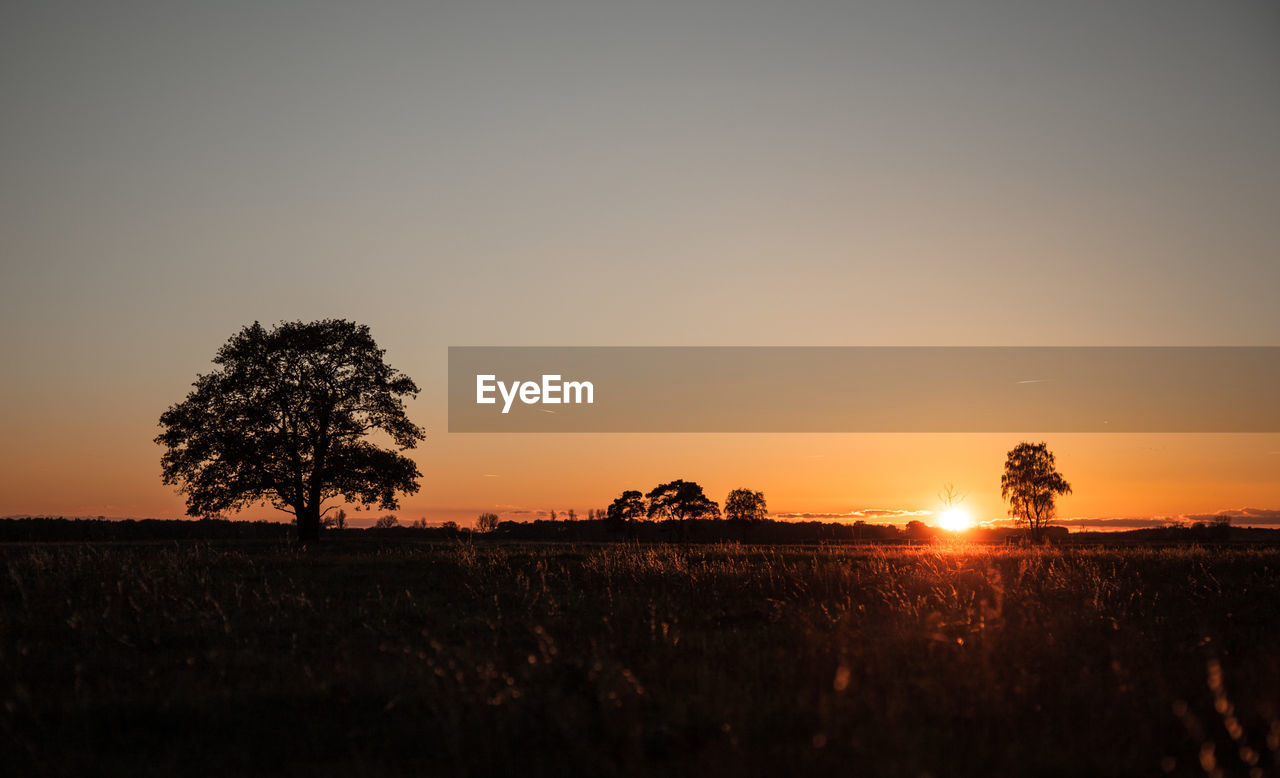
[3,541,1279,776]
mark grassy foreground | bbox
[3,541,1279,777]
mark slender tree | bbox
[1000,441,1072,542]
[938,482,964,511]
[477,512,500,532]
[321,507,348,531]
[156,320,424,543]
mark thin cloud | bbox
[1183,508,1280,526]
[1024,509,1280,529]
[1054,517,1184,529]
[774,509,932,522]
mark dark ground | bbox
[3,540,1278,776]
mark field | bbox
[3,541,1279,777]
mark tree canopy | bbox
[606,490,647,524]
[646,480,720,522]
[724,488,768,522]
[156,319,425,542]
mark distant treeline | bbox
[485,518,1052,544]
[0,516,1012,544]
[4,515,1277,544]
[0,517,295,542]
[1072,523,1280,544]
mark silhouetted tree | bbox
[321,508,347,531]
[441,520,459,532]
[156,320,424,544]
[567,508,577,522]
[1001,441,1072,542]
[374,514,399,529]
[477,512,500,532]
[939,482,965,511]
[606,490,647,525]
[905,519,933,541]
[724,488,767,522]
[646,480,720,525]
[548,509,557,521]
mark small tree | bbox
[373,514,399,529]
[321,508,347,531]
[646,480,720,524]
[477,512,500,532]
[548,509,557,521]
[939,482,964,511]
[724,488,767,522]
[606,490,647,524]
[1001,441,1072,542]
[566,508,577,522]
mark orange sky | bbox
[2,2,1278,529]
[3,382,1278,530]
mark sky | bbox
[2,0,1278,529]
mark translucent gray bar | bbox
[448,347,1280,432]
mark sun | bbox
[938,508,973,532]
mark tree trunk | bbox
[297,505,322,545]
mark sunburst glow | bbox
[939,508,973,532]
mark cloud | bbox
[1019,508,1280,529]
[1053,517,1185,529]
[1182,508,1280,526]
[497,508,577,520]
[773,509,932,522]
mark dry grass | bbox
[3,541,1279,776]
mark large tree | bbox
[156,319,425,543]
[646,480,720,524]
[1000,441,1072,542]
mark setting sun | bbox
[939,508,973,532]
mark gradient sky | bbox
[2,0,1278,528]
